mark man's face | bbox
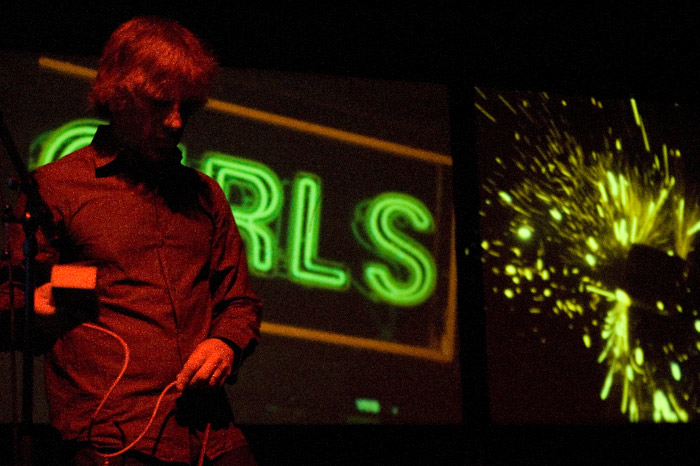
[109,89,201,166]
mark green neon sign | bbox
[355,398,381,414]
[202,152,283,276]
[353,193,437,306]
[31,119,187,170]
[30,119,104,169]
[286,173,349,290]
[31,120,442,308]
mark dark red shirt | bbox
[13,126,262,462]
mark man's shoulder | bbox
[188,167,225,196]
[184,167,230,214]
[33,145,96,181]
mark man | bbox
[10,16,262,465]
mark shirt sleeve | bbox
[205,178,263,375]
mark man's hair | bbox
[90,16,218,118]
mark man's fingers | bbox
[209,366,230,386]
[189,359,220,387]
[176,350,207,390]
[176,339,235,390]
[217,366,232,386]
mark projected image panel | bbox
[477,87,700,424]
[25,57,456,363]
[0,51,460,425]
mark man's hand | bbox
[33,265,97,316]
[34,282,56,315]
[176,338,234,391]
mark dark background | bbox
[5,1,700,465]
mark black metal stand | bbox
[2,203,21,466]
[20,219,38,466]
[0,111,61,466]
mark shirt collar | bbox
[92,125,125,177]
[91,125,185,179]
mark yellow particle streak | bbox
[668,393,689,423]
[598,181,609,204]
[687,221,700,236]
[587,237,599,251]
[601,367,614,400]
[475,103,496,123]
[498,94,518,114]
[630,98,651,152]
[671,362,681,381]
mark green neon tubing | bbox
[202,152,283,275]
[287,173,349,289]
[355,398,381,414]
[35,119,105,168]
[359,192,437,306]
[33,119,187,168]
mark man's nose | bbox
[164,103,183,130]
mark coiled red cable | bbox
[81,322,210,466]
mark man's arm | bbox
[177,178,262,390]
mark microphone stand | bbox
[0,111,61,466]
[2,184,21,466]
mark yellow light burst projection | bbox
[478,88,700,423]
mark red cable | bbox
[198,422,212,466]
[81,322,211,464]
[81,322,130,431]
